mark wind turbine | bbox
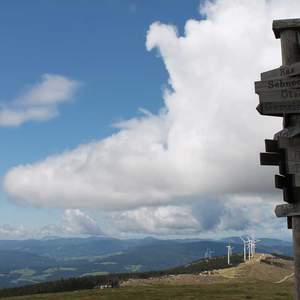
[251,238,260,256]
[246,237,252,260]
[240,237,248,262]
[247,235,260,258]
[205,249,214,260]
[226,245,233,265]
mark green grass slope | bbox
[0,282,293,300]
[0,254,243,298]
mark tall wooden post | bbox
[275,22,300,300]
[256,19,300,300]
[293,217,300,299]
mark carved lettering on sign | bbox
[255,77,300,92]
[269,78,300,89]
[261,61,300,80]
[281,89,300,99]
[280,66,295,77]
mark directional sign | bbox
[257,100,300,116]
[261,61,300,80]
[275,203,300,217]
[255,76,300,93]
[258,89,300,102]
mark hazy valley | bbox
[0,236,292,288]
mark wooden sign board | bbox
[257,100,300,116]
[255,77,300,93]
[273,18,300,38]
[275,203,300,217]
[258,89,300,103]
[261,61,300,80]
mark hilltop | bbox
[122,253,294,287]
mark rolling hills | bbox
[0,253,294,300]
[0,236,292,288]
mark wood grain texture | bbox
[261,62,300,80]
[257,100,300,115]
[259,89,300,103]
[275,203,300,217]
[273,19,300,38]
[255,77,300,92]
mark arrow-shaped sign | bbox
[261,61,300,80]
[258,89,300,102]
[255,77,300,93]
[257,100,300,116]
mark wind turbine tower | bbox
[240,237,247,262]
[226,245,233,265]
[251,238,260,256]
[246,237,252,260]
[205,249,214,260]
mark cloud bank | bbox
[3,0,299,236]
[0,209,103,239]
[0,74,79,126]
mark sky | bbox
[0,0,298,240]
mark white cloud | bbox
[3,0,297,236]
[0,209,103,239]
[0,74,79,126]
[62,209,103,236]
[112,206,200,235]
[0,224,31,240]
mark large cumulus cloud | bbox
[3,0,298,235]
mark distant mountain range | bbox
[0,236,293,288]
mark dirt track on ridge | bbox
[121,254,294,287]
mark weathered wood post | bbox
[255,19,300,299]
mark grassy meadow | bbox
[0,282,294,300]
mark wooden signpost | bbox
[260,61,300,80]
[255,77,300,92]
[256,70,300,115]
[256,19,300,300]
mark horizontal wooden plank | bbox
[275,203,300,217]
[273,19,300,38]
[259,89,300,103]
[265,139,279,152]
[261,62,300,80]
[255,77,300,92]
[275,174,285,189]
[260,152,280,165]
[257,100,300,115]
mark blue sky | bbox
[0,0,197,167]
[0,0,199,228]
[0,0,296,240]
